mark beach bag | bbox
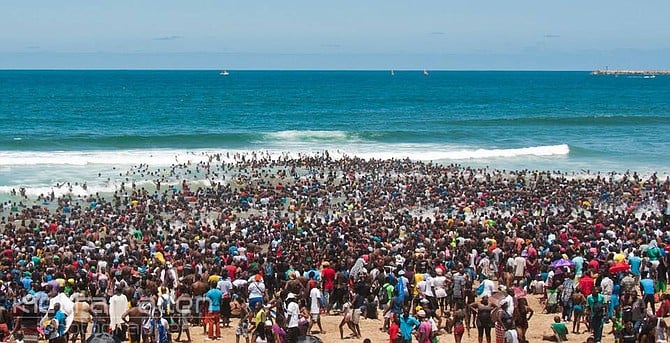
[476,283,485,296]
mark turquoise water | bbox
[1,70,669,197]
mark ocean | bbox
[1,70,669,200]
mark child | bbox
[443,311,454,334]
[453,310,465,343]
[235,317,250,343]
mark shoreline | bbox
[2,151,667,220]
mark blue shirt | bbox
[628,256,642,276]
[54,310,67,336]
[572,256,585,275]
[34,291,50,314]
[399,315,421,340]
[641,278,655,295]
[21,276,32,290]
[206,288,222,312]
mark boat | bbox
[219,70,230,76]
[423,69,429,76]
[643,75,656,79]
[390,69,395,76]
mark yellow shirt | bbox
[413,273,424,295]
[613,253,625,263]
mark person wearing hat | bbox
[12,294,41,343]
[284,293,300,343]
[416,310,432,343]
[320,261,336,313]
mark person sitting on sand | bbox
[542,316,568,342]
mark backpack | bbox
[378,283,391,305]
[622,305,633,323]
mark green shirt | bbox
[551,322,568,337]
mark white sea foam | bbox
[332,143,570,161]
[0,150,214,166]
[264,130,354,141]
[0,144,569,168]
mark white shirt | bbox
[500,294,515,317]
[109,293,129,329]
[248,281,265,299]
[310,287,322,314]
[286,301,300,328]
[481,279,496,298]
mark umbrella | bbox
[550,259,574,269]
[86,333,121,343]
[609,262,631,274]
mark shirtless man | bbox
[122,299,149,343]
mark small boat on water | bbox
[423,69,429,76]
[219,70,230,76]
[390,69,395,76]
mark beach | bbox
[0,151,666,343]
[1,71,669,343]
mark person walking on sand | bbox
[587,287,606,343]
[471,295,493,343]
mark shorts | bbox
[236,327,249,337]
[311,313,320,322]
[352,309,361,325]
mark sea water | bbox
[1,70,669,199]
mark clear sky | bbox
[1,0,669,70]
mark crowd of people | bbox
[0,151,669,343]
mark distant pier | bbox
[590,69,670,76]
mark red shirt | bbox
[579,275,594,296]
[321,267,336,291]
[388,323,400,343]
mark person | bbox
[285,293,300,343]
[541,316,568,342]
[205,282,222,340]
[110,287,129,341]
[388,316,401,343]
[399,311,420,343]
[586,287,606,343]
[11,294,40,343]
[339,301,359,340]
[416,310,432,343]
[471,295,493,343]
[53,303,67,343]
[236,316,250,343]
[620,320,637,343]
[572,288,586,334]
[641,272,657,313]
[559,273,575,322]
[175,287,192,343]
[307,282,325,334]
[71,293,93,343]
[453,310,466,343]
[148,309,170,343]
[248,274,266,314]
[121,300,149,343]
[514,297,533,343]
[503,319,519,343]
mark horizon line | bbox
[0,68,598,72]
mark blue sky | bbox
[1,0,669,70]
